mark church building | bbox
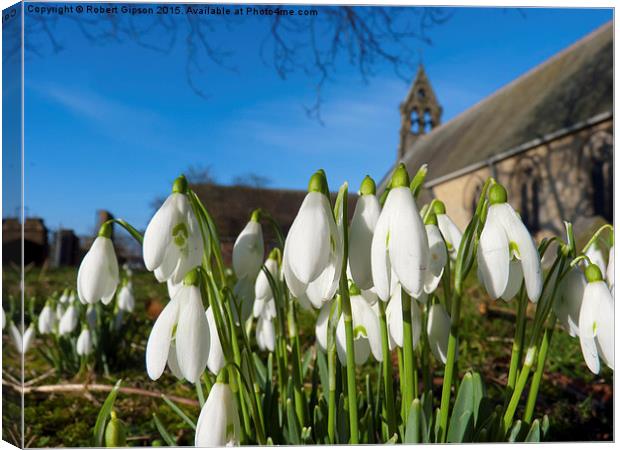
[383,21,613,241]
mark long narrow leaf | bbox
[93,379,122,446]
[152,413,177,446]
[161,394,197,430]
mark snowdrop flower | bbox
[143,175,205,285]
[56,302,65,321]
[553,266,586,337]
[233,210,264,281]
[283,170,343,308]
[256,316,276,352]
[146,268,210,383]
[385,286,422,351]
[38,302,57,334]
[253,251,279,320]
[76,327,94,356]
[195,379,241,446]
[59,302,79,335]
[77,222,119,304]
[477,184,542,302]
[117,282,135,313]
[59,289,70,304]
[206,306,225,375]
[427,303,453,364]
[585,242,607,277]
[371,164,429,301]
[349,176,381,291]
[9,323,35,354]
[334,288,382,365]
[434,201,463,260]
[423,214,448,294]
[579,264,614,374]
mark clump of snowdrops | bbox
[79,165,613,446]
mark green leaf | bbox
[253,352,267,386]
[448,372,473,439]
[525,419,541,442]
[404,399,422,443]
[470,372,487,426]
[420,390,433,443]
[93,379,122,446]
[337,393,349,444]
[447,411,473,443]
[152,413,176,446]
[316,350,329,396]
[302,349,313,379]
[161,394,197,430]
[286,398,301,445]
[508,420,522,442]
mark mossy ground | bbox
[2,267,612,446]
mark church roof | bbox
[391,21,613,187]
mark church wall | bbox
[429,119,613,240]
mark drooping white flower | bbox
[117,282,135,313]
[56,303,65,321]
[233,212,264,281]
[38,303,57,334]
[253,254,279,320]
[59,289,70,304]
[145,269,210,383]
[283,171,342,308]
[423,218,448,294]
[578,264,614,374]
[553,266,586,337]
[9,323,35,354]
[195,381,241,446]
[76,327,94,356]
[22,324,35,354]
[77,223,119,305]
[143,176,205,285]
[206,306,225,375]
[371,164,429,301]
[427,303,453,365]
[385,286,422,351]
[256,316,276,352]
[435,202,463,260]
[59,303,79,335]
[335,293,382,365]
[477,184,542,302]
[349,176,381,291]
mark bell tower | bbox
[398,65,442,159]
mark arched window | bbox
[584,131,613,222]
[512,157,542,233]
[410,109,420,134]
[423,109,433,133]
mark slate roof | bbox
[390,21,613,187]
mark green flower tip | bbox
[97,222,113,239]
[172,174,188,194]
[250,208,262,222]
[390,163,410,188]
[348,281,361,296]
[268,247,281,261]
[585,264,603,283]
[216,368,230,384]
[182,268,201,287]
[425,212,438,226]
[308,170,329,196]
[489,184,508,205]
[432,200,446,215]
[359,175,376,196]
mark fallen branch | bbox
[3,380,199,407]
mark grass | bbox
[2,266,613,446]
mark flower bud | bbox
[488,184,508,205]
[104,411,127,447]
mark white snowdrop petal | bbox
[427,303,452,365]
[167,342,185,380]
[437,214,463,258]
[233,221,264,279]
[478,207,510,299]
[501,259,523,301]
[349,194,381,290]
[579,282,604,339]
[146,297,180,380]
[553,267,585,337]
[195,383,240,446]
[315,301,333,351]
[388,188,429,298]
[579,333,600,374]
[206,307,226,375]
[143,194,179,271]
[352,295,382,362]
[370,199,393,301]
[175,286,210,383]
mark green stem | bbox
[377,301,397,437]
[401,288,415,420]
[327,345,337,444]
[438,291,462,443]
[421,303,432,393]
[288,301,307,426]
[506,288,527,392]
[502,348,534,437]
[341,288,359,443]
[523,318,555,425]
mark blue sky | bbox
[19,4,612,235]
